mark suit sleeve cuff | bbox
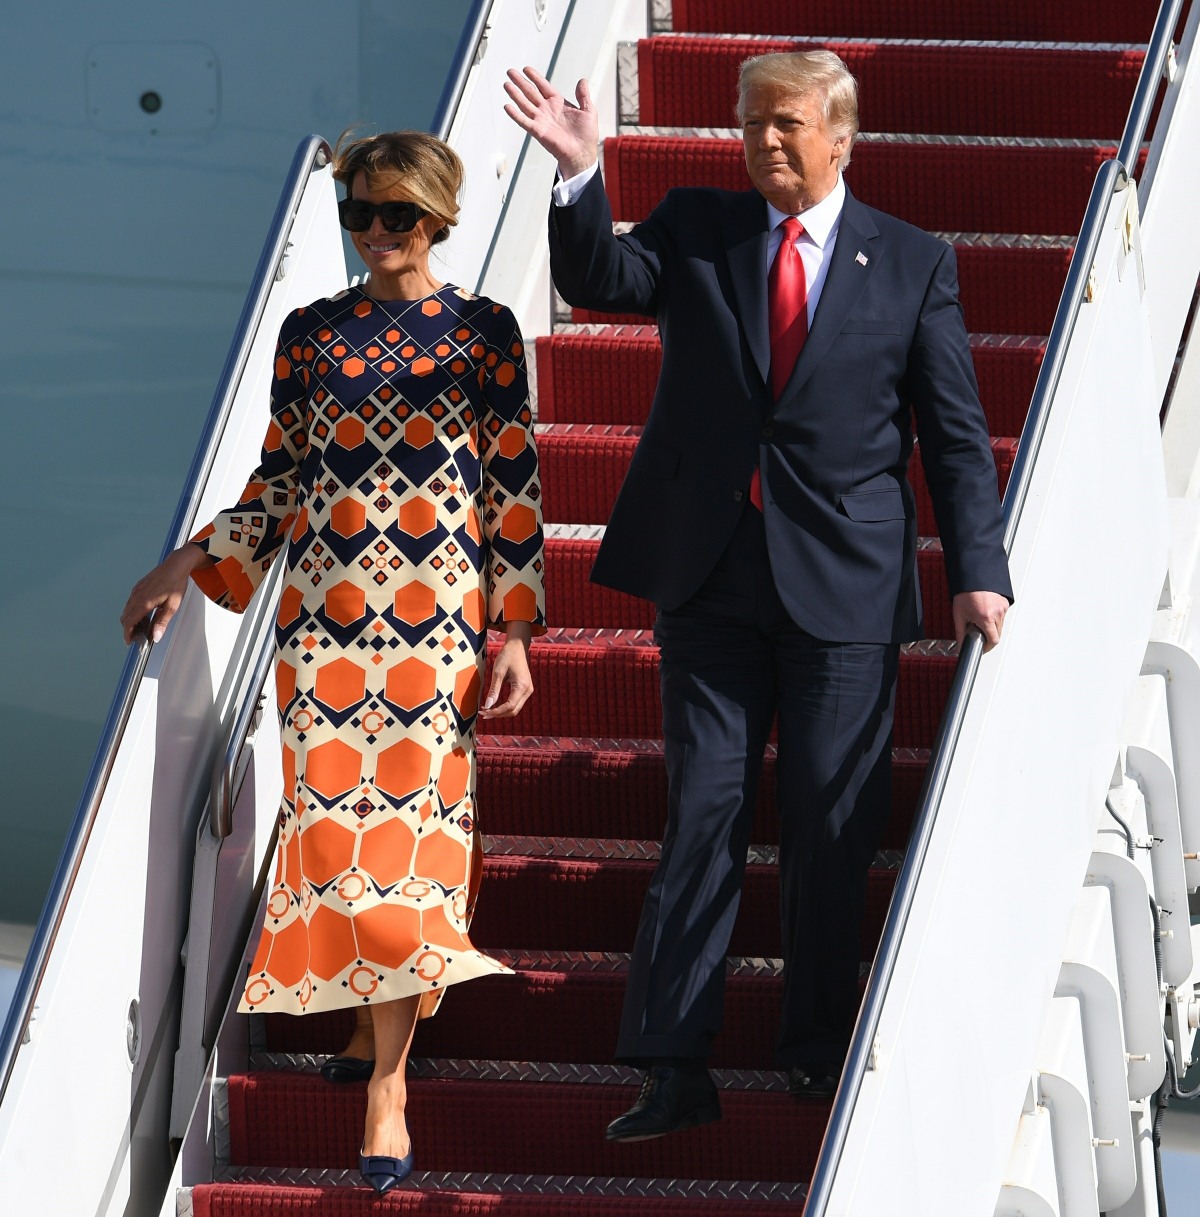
[553,161,599,206]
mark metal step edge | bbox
[623,32,1147,51]
[545,325,1049,352]
[205,1165,808,1203]
[483,835,906,870]
[517,626,961,659]
[616,126,1139,150]
[478,733,936,763]
[602,225,1074,247]
[244,1054,793,1091]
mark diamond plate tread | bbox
[549,322,1053,346]
[544,522,607,540]
[620,126,1137,149]
[481,835,905,871]
[483,734,933,769]
[250,1054,793,1091]
[213,1166,807,1202]
[520,625,958,659]
[633,32,1143,51]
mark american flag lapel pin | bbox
[855,251,868,266]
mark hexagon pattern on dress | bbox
[190,284,545,1016]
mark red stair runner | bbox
[194,1189,801,1216]
[637,38,1145,137]
[670,0,1163,42]
[571,241,1074,334]
[543,535,956,639]
[202,3,1159,1212]
[483,633,957,748]
[537,328,1043,438]
[604,136,1146,235]
[538,425,1018,536]
[473,738,932,849]
[225,1073,829,1180]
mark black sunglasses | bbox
[338,198,427,233]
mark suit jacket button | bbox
[733,489,744,502]
[761,425,773,439]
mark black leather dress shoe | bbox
[320,1055,375,1083]
[605,1065,722,1141]
[786,1062,841,1100]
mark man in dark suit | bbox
[504,50,1012,1140]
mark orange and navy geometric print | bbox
[189,284,545,1016]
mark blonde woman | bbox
[122,131,545,1192]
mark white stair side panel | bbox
[1032,994,1099,1215]
[1084,850,1167,1098]
[1054,886,1137,1209]
[824,183,1167,1217]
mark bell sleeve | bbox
[188,309,310,613]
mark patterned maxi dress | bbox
[189,284,545,1017]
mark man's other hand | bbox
[952,590,1009,653]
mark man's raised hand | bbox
[504,66,598,179]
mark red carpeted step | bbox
[604,135,1140,234]
[537,425,1017,535]
[670,0,1162,42]
[226,1072,830,1181]
[265,968,787,1068]
[487,634,956,748]
[545,535,956,639]
[637,38,1145,138]
[476,739,930,847]
[536,329,1042,437]
[569,241,1073,334]
[470,857,894,958]
[193,1185,801,1216]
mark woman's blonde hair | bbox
[332,130,464,245]
[737,51,859,170]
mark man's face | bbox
[741,82,847,213]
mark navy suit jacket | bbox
[549,173,1013,643]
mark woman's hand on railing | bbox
[478,620,535,720]
[120,543,213,645]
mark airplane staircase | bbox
[3,2,1200,1215]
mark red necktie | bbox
[750,216,808,509]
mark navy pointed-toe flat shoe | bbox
[320,1055,375,1083]
[359,1146,414,1194]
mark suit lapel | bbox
[722,191,771,390]
[776,189,880,406]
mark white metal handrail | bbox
[803,1,1188,1210]
[0,133,334,1105]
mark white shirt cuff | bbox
[553,162,599,206]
